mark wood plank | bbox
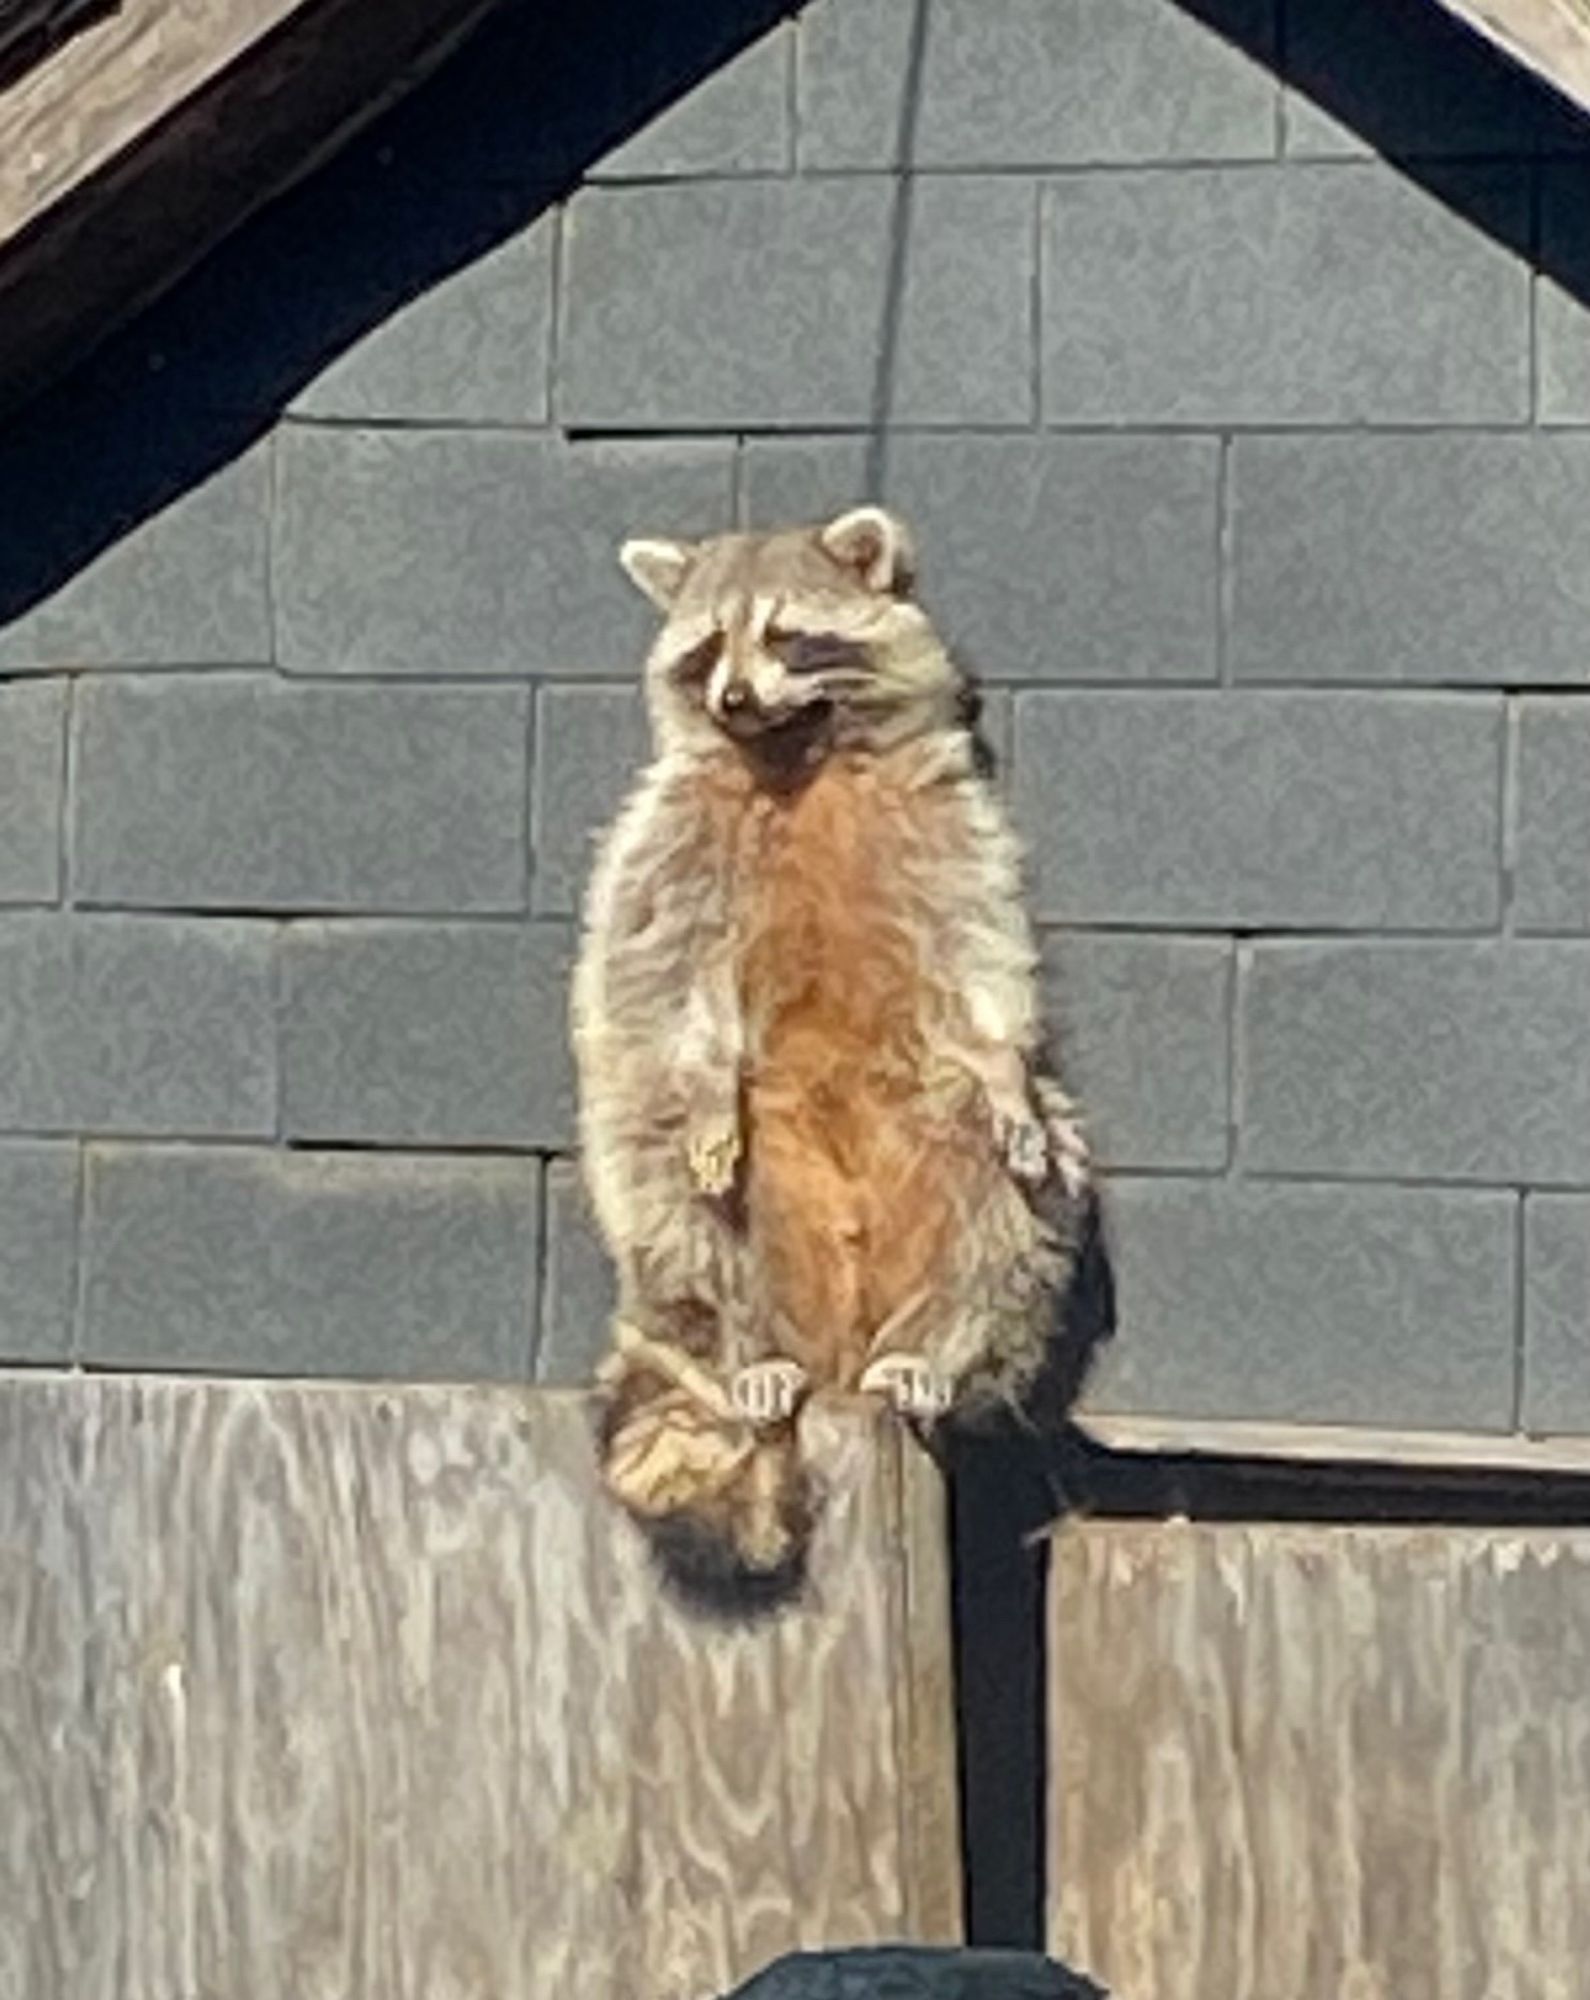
[1080,1409,1590,1477]
[0,1374,958,2000]
[0,0,501,416]
[1434,0,1590,115]
[1048,1519,1590,2000]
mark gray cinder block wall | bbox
[5,0,1590,1440]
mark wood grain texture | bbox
[0,0,499,416]
[0,1375,958,2000]
[1049,1519,1590,2000]
[1434,0,1590,113]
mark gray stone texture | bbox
[0,447,270,671]
[560,177,1035,428]
[1084,1177,1518,1431]
[1042,163,1530,425]
[80,1144,539,1379]
[0,679,64,903]
[742,434,1219,681]
[798,0,1276,168]
[1516,699,1590,932]
[290,215,556,426]
[1523,1196,1590,1433]
[0,915,275,1138]
[0,1142,79,1363]
[540,1159,616,1385]
[1242,942,1590,1184]
[274,428,734,678]
[1043,932,1230,1172]
[1537,166,1590,423]
[740,436,871,529]
[282,921,575,1148]
[594,24,792,177]
[1011,691,1502,929]
[74,674,528,914]
[532,684,650,917]
[1231,435,1590,686]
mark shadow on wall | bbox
[5,0,1590,626]
[0,0,793,620]
[8,0,1590,628]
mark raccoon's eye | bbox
[765,628,869,676]
[671,631,724,685]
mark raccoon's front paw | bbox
[860,1354,955,1422]
[730,1358,810,1427]
[1037,1090,1092,1200]
[686,1119,741,1199]
[996,1110,1051,1186]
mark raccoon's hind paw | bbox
[686,1119,741,1199]
[730,1358,810,1428]
[861,1354,955,1422]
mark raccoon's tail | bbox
[594,1335,817,1622]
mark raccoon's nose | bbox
[719,681,750,714]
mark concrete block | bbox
[80,1144,539,1380]
[1232,434,1590,685]
[1042,163,1530,424]
[1012,691,1502,929]
[532,685,650,918]
[1043,932,1230,1171]
[1242,940,1590,1184]
[74,674,528,914]
[282,920,575,1148]
[0,449,270,670]
[0,914,275,1138]
[275,428,733,677]
[0,1142,79,1363]
[1083,1176,1517,1430]
[0,680,64,903]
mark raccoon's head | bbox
[619,507,963,780]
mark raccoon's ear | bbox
[818,506,915,596]
[619,537,695,611]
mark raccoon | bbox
[572,506,1092,1617]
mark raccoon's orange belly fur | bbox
[738,763,975,1388]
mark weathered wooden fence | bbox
[0,1376,958,2000]
[1048,1518,1590,2000]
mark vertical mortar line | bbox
[529,1149,552,1380]
[1500,693,1520,935]
[60,671,85,1367]
[58,671,77,908]
[783,13,799,174]
[547,201,568,434]
[1511,1188,1528,1432]
[1029,178,1044,430]
[1215,433,1234,687]
[272,919,289,1145]
[524,675,539,914]
[864,0,931,501]
[730,434,748,528]
[1527,157,1542,426]
[1273,0,1288,158]
[1228,938,1251,1174]
[68,1138,89,1370]
[264,424,280,670]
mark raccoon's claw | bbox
[860,1354,955,1422]
[998,1113,1051,1186]
[1041,1100,1092,1200]
[730,1358,810,1427]
[687,1122,740,1198]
